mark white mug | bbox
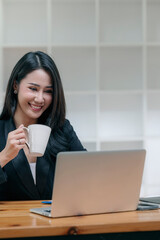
[23,124,51,157]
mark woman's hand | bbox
[0,124,26,168]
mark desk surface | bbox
[0,201,160,239]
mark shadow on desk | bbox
[1,231,160,240]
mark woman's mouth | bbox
[29,104,43,111]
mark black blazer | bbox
[0,118,85,201]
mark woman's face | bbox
[14,69,53,125]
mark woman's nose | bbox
[34,91,44,103]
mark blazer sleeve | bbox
[0,120,8,184]
[0,167,7,184]
[63,119,86,151]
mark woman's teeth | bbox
[30,104,41,110]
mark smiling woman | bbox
[0,51,86,201]
[13,69,53,127]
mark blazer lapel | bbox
[12,150,40,199]
[36,154,50,196]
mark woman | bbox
[0,51,85,201]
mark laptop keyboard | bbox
[44,209,51,212]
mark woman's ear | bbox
[13,80,18,94]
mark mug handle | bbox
[23,127,30,149]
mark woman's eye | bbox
[29,87,37,91]
[45,90,53,94]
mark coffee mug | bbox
[23,124,51,157]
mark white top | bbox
[29,162,36,184]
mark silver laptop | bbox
[30,149,146,218]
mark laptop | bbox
[30,149,146,218]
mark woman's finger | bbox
[16,138,26,146]
[14,132,26,140]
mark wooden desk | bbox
[0,201,160,239]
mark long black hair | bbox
[0,51,66,131]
